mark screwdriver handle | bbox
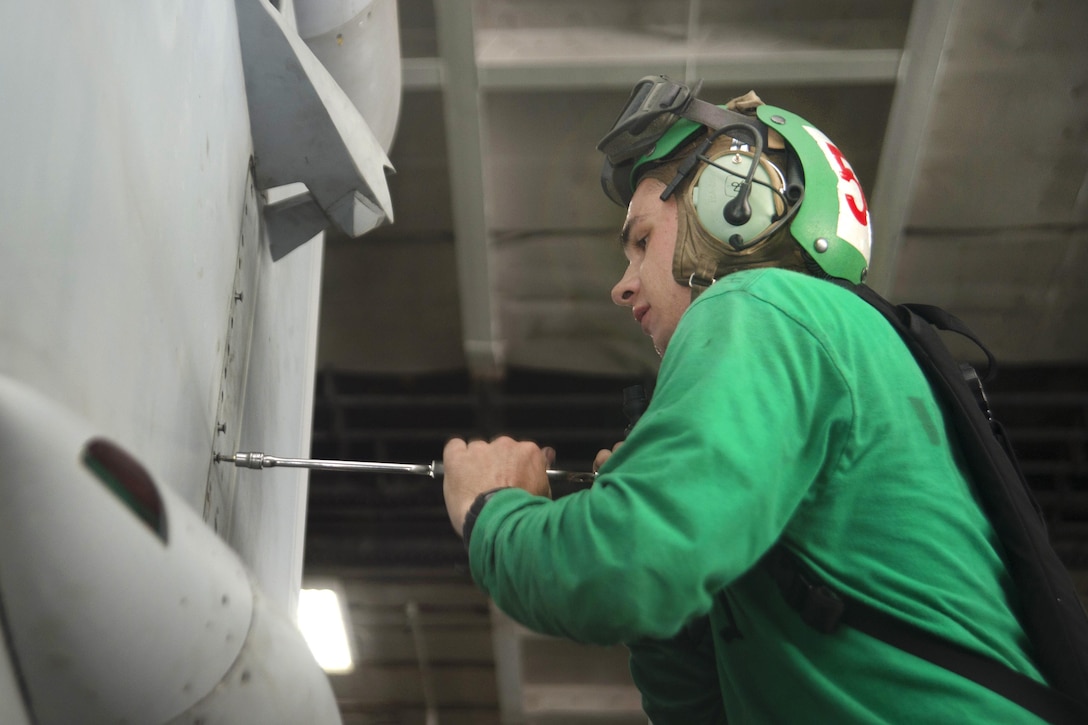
[429,461,595,485]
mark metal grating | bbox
[305,368,650,569]
[304,364,1088,571]
[986,366,1088,568]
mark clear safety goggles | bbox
[597,75,766,206]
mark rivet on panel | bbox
[814,238,830,253]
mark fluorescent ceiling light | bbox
[298,587,355,674]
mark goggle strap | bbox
[658,120,760,202]
[680,99,767,147]
[660,143,709,200]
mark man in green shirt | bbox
[442,76,1048,723]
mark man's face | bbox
[611,179,692,356]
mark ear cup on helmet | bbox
[688,151,786,250]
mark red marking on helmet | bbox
[826,141,869,227]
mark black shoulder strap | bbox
[899,302,998,383]
[763,281,1088,723]
[851,285,1088,693]
[764,546,1086,724]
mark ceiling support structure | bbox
[867,0,960,296]
[434,0,505,380]
[473,49,901,91]
[490,604,528,724]
[406,601,439,725]
[406,49,901,93]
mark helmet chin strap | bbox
[685,273,716,301]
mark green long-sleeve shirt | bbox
[469,268,1046,723]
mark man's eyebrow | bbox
[620,216,639,248]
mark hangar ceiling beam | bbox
[867,0,960,295]
[434,0,504,380]
[404,49,901,93]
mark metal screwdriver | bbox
[215,451,597,486]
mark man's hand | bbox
[442,436,555,536]
[593,440,624,474]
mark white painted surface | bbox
[301,0,402,151]
[0,375,339,724]
[0,1,251,514]
[229,232,326,617]
[297,0,376,39]
[0,2,324,614]
[0,376,252,722]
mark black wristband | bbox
[462,487,510,551]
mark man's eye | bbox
[635,236,648,250]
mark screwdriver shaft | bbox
[217,451,595,485]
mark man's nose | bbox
[611,266,638,306]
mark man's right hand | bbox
[442,436,554,536]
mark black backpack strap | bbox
[774,280,1088,721]
[900,303,998,383]
[891,295,1043,523]
[848,284,1088,697]
[764,546,1087,725]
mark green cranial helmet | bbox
[597,75,872,286]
